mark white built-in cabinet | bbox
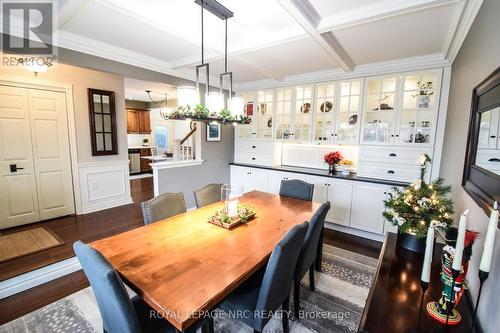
[231,164,395,236]
[361,71,441,147]
[274,86,314,141]
[238,90,274,140]
[478,107,500,149]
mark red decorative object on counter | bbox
[324,151,343,174]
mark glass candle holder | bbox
[221,184,243,217]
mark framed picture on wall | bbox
[206,123,221,142]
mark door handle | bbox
[10,164,24,172]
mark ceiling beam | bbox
[277,0,354,72]
[318,0,460,32]
[58,0,91,28]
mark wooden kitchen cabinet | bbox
[140,148,151,172]
[127,108,151,134]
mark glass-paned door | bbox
[362,77,398,144]
[256,90,274,139]
[275,88,293,140]
[294,86,313,141]
[239,92,256,139]
[314,83,335,142]
[399,72,439,145]
[478,107,499,149]
[337,80,362,143]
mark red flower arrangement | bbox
[324,151,343,166]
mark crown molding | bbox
[235,53,451,91]
[443,0,483,63]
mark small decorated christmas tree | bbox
[383,154,454,238]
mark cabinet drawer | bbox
[476,149,500,172]
[359,147,432,165]
[358,161,421,182]
[235,141,274,154]
[234,151,274,166]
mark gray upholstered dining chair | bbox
[141,192,186,225]
[215,222,309,333]
[279,179,314,201]
[194,183,223,208]
[73,241,206,333]
[293,202,331,318]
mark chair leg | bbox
[309,265,315,292]
[282,295,290,333]
[293,280,300,319]
[203,317,214,333]
[315,228,324,271]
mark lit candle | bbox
[421,226,435,283]
[452,209,469,272]
[227,200,238,217]
[479,202,499,272]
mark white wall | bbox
[439,0,499,331]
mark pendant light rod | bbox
[224,18,228,73]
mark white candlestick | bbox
[452,209,469,272]
[421,227,434,283]
[227,200,238,217]
[479,202,499,272]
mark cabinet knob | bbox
[334,133,338,136]
[252,145,256,148]
[395,135,399,138]
[389,153,397,157]
[387,170,395,174]
[390,134,394,137]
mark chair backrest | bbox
[194,183,223,208]
[73,241,141,333]
[255,222,308,329]
[294,202,331,280]
[141,192,186,225]
[279,179,314,201]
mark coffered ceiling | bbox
[4,0,483,89]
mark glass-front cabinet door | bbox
[398,71,440,146]
[293,86,313,141]
[362,76,399,144]
[478,107,500,149]
[275,88,293,140]
[256,90,274,139]
[239,92,256,139]
[337,79,362,144]
[313,82,336,142]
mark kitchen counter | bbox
[128,146,156,150]
[230,162,410,187]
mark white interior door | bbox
[28,89,75,220]
[0,86,40,228]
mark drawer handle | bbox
[252,146,256,148]
[251,158,256,160]
[488,158,500,162]
[490,136,497,138]
[389,153,397,157]
[387,170,395,174]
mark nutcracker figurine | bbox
[427,227,479,325]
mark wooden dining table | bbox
[91,190,319,331]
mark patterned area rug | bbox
[0,244,377,333]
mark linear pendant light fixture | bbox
[173,1,247,124]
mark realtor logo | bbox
[1,1,55,54]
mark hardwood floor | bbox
[0,177,154,282]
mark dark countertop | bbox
[359,232,480,333]
[229,162,410,187]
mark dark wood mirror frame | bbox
[88,88,118,156]
[463,67,500,217]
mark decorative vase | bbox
[328,164,336,174]
[397,231,426,254]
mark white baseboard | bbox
[0,257,81,299]
[81,197,133,214]
[325,221,384,242]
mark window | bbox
[154,125,168,150]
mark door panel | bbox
[327,179,353,226]
[350,183,387,234]
[28,89,75,220]
[304,175,328,203]
[0,86,39,228]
